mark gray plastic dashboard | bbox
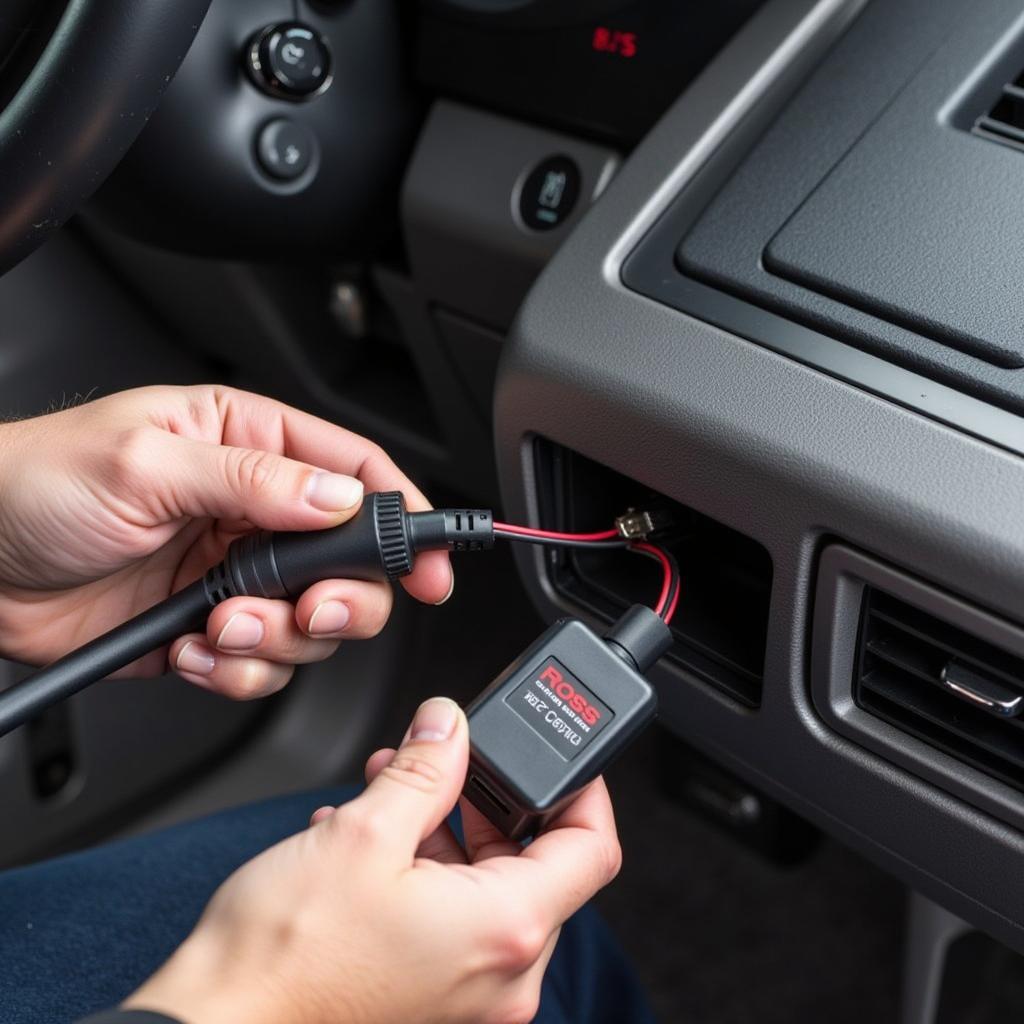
[495,0,1024,952]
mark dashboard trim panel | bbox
[496,0,1024,955]
[622,240,1024,459]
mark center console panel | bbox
[493,0,1024,964]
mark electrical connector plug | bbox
[614,507,674,540]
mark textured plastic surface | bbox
[764,11,1024,370]
[493,0,1024,956]
[401,101,619,330]
[677,0,1024,410]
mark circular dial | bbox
[246,22,332,101]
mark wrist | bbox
[122,930,293,1024]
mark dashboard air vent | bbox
[855,587,1024,791]
[973,71,1024,152]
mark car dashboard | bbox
[3,0,1024,1015]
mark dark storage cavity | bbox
[534,442,772,707]
[854,587,1024,793]
[973,66,1024,153]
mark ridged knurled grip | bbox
[375,490,414,579]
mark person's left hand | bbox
[0,385,453,696]
[124,697,622,1024]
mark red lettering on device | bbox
[538,665,602,727]
[539,665,564,687]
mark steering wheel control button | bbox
[246,23,332,100]
[518,155,581,231]
[256,119,317,181]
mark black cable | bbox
[0,492,487,738]
[0,580,212,737]
[0,493,676,738]
[494,530,629,550]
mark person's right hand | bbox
[0,385,452,696]
[124,697,622,1024]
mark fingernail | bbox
[307,473,364,512]
[433,573,456,607]
[307,599,351,636]
[176,641,215,676]
[215,612,265,651]
[408,697,459,743]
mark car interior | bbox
[4,0,1024,1020]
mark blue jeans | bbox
[0,788,655,1024]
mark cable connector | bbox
[614,507,673,540]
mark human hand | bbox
[0,385,452,695]
[124,697,622,1024]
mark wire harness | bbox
[0,491,678,737]
[492,521,679,625]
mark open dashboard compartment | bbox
[533,441,772,707]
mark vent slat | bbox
[868,593,1024,685]
[973,74,1024,152]
[867,613,1024,691]
[855,587,1024,793]
[865,635,944,685]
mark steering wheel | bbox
[0,0,211,274]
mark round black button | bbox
[256,119,317,181]
[518,155,581,231]
[247,23,332,100]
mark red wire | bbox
[493,522,622,542]
[630,541,673,616]
[495,523,680,623]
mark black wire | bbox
[497,529,678,619]
[628,543,681,621]
[494,530,629,550]
[660,551,681,624]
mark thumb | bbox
[345,697,468,866]
[153,433,365,531]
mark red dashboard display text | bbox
[592,26,638,59]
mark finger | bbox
[333,697,468,868]
[145,429,366,533]
[475,778,622,930]
[309,806,336,827]
[459,796,521,863]
[401,550,454,607]
[193,388,433,502]
[168,634,294,700]
[206,597,340,662]
[364,747,396,781]
[295,579,394,640]
[365,747,466,865]
[187,388,454,604]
